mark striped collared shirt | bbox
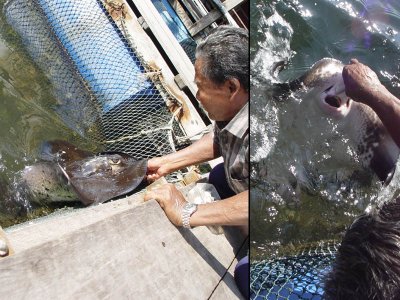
[213,102,249,194]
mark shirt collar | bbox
[216,102,248,138]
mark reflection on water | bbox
[0,10,98,227]
[251,0,400,260]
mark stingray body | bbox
[278,58,399,183]
[20,140,147,205]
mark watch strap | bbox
[181,202,198,229]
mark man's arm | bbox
[147,132,220,181]
[365,88,400,149]
[190,190,248,235]
[343,59,400,148]
[144,184,248,235]
[190,191,248,225]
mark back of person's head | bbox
[324,198,400,299]
[195,26,249,92]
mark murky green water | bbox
[0,7,100,227]
[250,0,400,261]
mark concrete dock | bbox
[0,192,246,299]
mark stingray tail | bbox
[57,162,71,185]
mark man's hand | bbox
[343,59,400,149]
[146,133,217,183]
[146,157,170,182]
[144,184,187,226]
[342,58,383,104]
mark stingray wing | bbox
[62,153,147,205]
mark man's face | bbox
[194,58,234,121]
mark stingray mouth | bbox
[324,95,350,108]
[319,89,352,119]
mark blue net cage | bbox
[3,0,189,159]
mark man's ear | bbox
[227,78,241,97]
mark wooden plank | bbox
[188,0,245,36]
[5,192,146,253]
[1,199,243,299]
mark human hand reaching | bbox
[342,58,383,105]
[146,157,171,182]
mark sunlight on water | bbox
[251,3,293,85]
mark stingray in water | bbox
[273,58,399,184]
[19,140,147,206]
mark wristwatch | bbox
[181,202,198,229]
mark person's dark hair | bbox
[195,25,249,92]
[324,198,400,300]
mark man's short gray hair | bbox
[195,26,249,92]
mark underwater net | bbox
[250,241,338,299]
[3,0,191,160]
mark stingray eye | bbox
[324,85,334,93]
[110,158,121,164]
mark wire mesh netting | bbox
[250,241,338,300]
[3,0,191,160]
